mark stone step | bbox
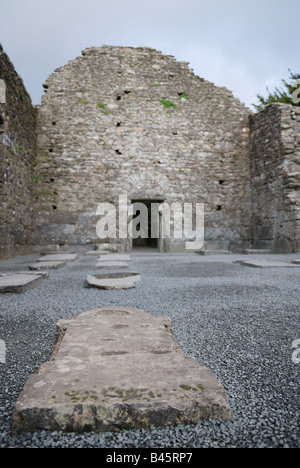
[12,307,231,434]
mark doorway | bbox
[131,199,162,249]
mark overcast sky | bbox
[0,0,299,110]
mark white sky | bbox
[0,0,299,110]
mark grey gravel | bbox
[0,250,300,448]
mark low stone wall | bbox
[0,44,37,259]
[250,103,300,252]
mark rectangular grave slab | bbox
[38,254,78,262]
[95,261,128,269]
[85,272,140,290]
[12,307,231,434]
[235,249,272,255]
[40,250,70,255]
[292,259,300,265]
[86,250,109,256]
[98,254,131,262]
[29,261,67,270]
[233,259,300,268]
[96,243,118,252]
[197,250,230,255]
[0,339,6,364]
[0,272,49,293]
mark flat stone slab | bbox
[197,250,230,255]
[0,339,6,364]
[292,259,300,265]
[37,254,78,262]
[95,261,128,269]
[85,272,140,290]
[235,249,272,255]
[96,243,118,252]
[40,250,75,255]
[233,259,300,268]
[12,307,231,434]
[29,261,67,270]
[98,254,131,262]
[86,250,109,256]
[0,272,49,293]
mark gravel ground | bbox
[0,249,300,448]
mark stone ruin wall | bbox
[250,103,300,252]
[0,44,299,257]
[0,44,37,259]
[35,46,251,252]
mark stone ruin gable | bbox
[250,103,300,252]
[35,45,251,251]
[0,44,37,259]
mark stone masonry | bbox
[35,46,251,252]
[250,104,300,252]
[0,44,37,259]
[0,44,299,256]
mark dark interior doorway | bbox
[131,199,162,249]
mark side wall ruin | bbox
[0,44,37,259]
[250,103,300,252]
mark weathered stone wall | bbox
[250,103,300,252]
[0,44,37,259]
[35,46,251,251]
